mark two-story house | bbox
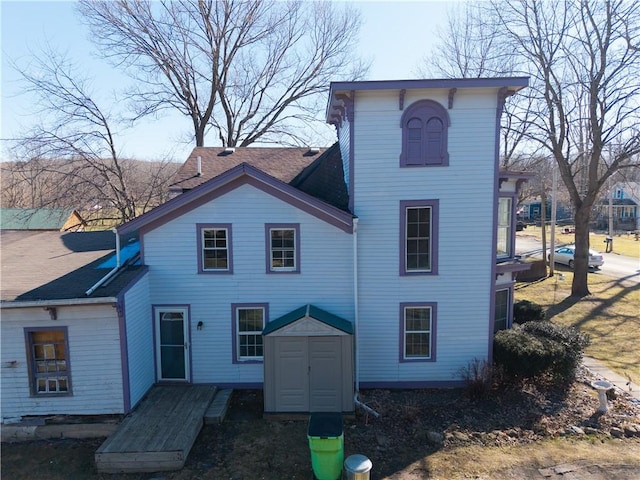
[1,77,530,420]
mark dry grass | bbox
[421,438,640,480]
[515,273,640,383]
[523,225,640,258]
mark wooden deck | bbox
[95,385,217,473]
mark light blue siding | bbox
[123,272,154,410]
[352,89,498,385]
[1,305,124,420]
[143,184,354,385]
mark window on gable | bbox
[26,328,72,396]
[400,200,439,275]
[197,224,233,273]
[233,305,267,362]
[400,303,436,362]
[400,100,450,167]
[265,224,300,273]
[497,197,512,258]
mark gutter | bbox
[1,297,118,309]
[85,228,121,296]
[352,217,380,418]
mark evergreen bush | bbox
[513,299,546,324]
[493,321,589,384]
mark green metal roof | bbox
[262,304,353,335]
[0,208,77,230]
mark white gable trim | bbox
[270,316,349,337]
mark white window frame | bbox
[198,224,232,273]
[235,306,266,362]
[266,224,299,273]
[402,203,435,274]
[497,197,512,258]
[401,304,434,361]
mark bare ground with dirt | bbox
[2,366,640,479]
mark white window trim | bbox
[265,224,300,274]
[497,197,512,259]
[401,304,435,362]
[235,305,266,362]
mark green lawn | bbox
[515,272,640,384]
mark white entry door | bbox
[155,307,190,382]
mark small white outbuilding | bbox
[262,305,354,414]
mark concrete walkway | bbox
[583,356,640,402]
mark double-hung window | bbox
[400,303,436,362]
[265,224,300,273]
[232,304,267,362]
[494,288,510,332]
[400,200,439,275]
[197,224,232,273]
[497,197,512,258]
[25,327,72,395]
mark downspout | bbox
[85,228,121,296]
[352,217,380,417]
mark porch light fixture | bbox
[44,307,57,320]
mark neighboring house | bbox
[519,200,572,224]
[1,77,531,420]
[0,208,87,232]
[594,182,640,231]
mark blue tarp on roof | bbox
[97,241,141,269]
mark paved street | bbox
[516,234,640,284]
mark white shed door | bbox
[275,337,309,411]
[309,337,342,412]
[273,336,343,412]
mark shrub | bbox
[460,358,494,399]
[513,299,546,324]
[493,321,590,384]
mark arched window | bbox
[400,100,450,167]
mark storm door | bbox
[155,307,190,382]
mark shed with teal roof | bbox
[263,304,354,414]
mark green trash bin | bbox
[307,412,344,480]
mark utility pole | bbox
[550,163,557,276]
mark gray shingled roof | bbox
[171,146,327,191]
[1,230,144,303]
[169,143,350,212]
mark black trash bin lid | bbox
[308,412,343,438]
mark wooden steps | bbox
[204,388,233,424]
[95,385,217,473]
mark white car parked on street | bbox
[548,245,604,269]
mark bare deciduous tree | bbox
[5,49,180,226]
[77,0,367,148]
[492,0,640,296]
[423,0,640,297]
[417,2,536,171]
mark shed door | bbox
[273,336,342,412]
[309,337,342,412]
[274,337,309,411]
